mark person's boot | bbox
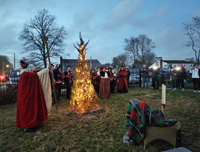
[23,128,36,133]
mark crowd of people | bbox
[33,62,200,95]
[144,63,200,92]
[46,64,131,105]
[48,62,200,103]
[90,65,129,99]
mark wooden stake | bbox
[43,36,58,111]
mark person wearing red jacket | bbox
[117,66,128,93]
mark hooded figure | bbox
[16,72,48,132]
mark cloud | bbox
[146,4,170,24]
[152,24,192,60]
[102,0,142,30]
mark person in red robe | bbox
[117,66,128,93]
[16,72,48,132]
[108,67,115,94]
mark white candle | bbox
[164,85,166,105]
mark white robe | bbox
[37,68,52,113]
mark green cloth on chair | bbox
[125,99,177,144]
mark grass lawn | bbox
[0,87,200,152]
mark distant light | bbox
[153,66,158,70]
[0,76,5,80]
[176,67,181,71]
[6,65,9,67]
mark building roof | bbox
[162,60,193,64]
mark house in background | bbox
[149,57,194,69]
[60,57,101,71]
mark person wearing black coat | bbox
[175,64,186,91]
[64,65,72,99]
[151,65,160,90]
[171,66,177,90]
[53,65,62,101]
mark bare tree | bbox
[19,9,67,68]
[185,57,195,64]
[112,53,128,67]
[124,34,156,65]
[145,52,156,67]
[21,57,43,68]
[183,16,200,64]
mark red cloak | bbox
[16,72,47,129]
[117,70,128,90]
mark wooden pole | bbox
[43,36,58,111]
[14,53,15,69]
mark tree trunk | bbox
[197,50,200,64]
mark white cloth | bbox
[104,72,108,78]
[37,68,52,113]
[190,68,199,78]
[101,71,108,78]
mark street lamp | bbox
[6,65,9,68]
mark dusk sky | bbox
[0,0,200,68]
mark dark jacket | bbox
[64,70,72,84]
[100,71,110,77]
[126,70,130,79]
[176,67,186,79]
[141,68,149,78]
[53,68,62,81]
[170,70,176,80]
[151,68,160,79]
[199,69,200,77]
